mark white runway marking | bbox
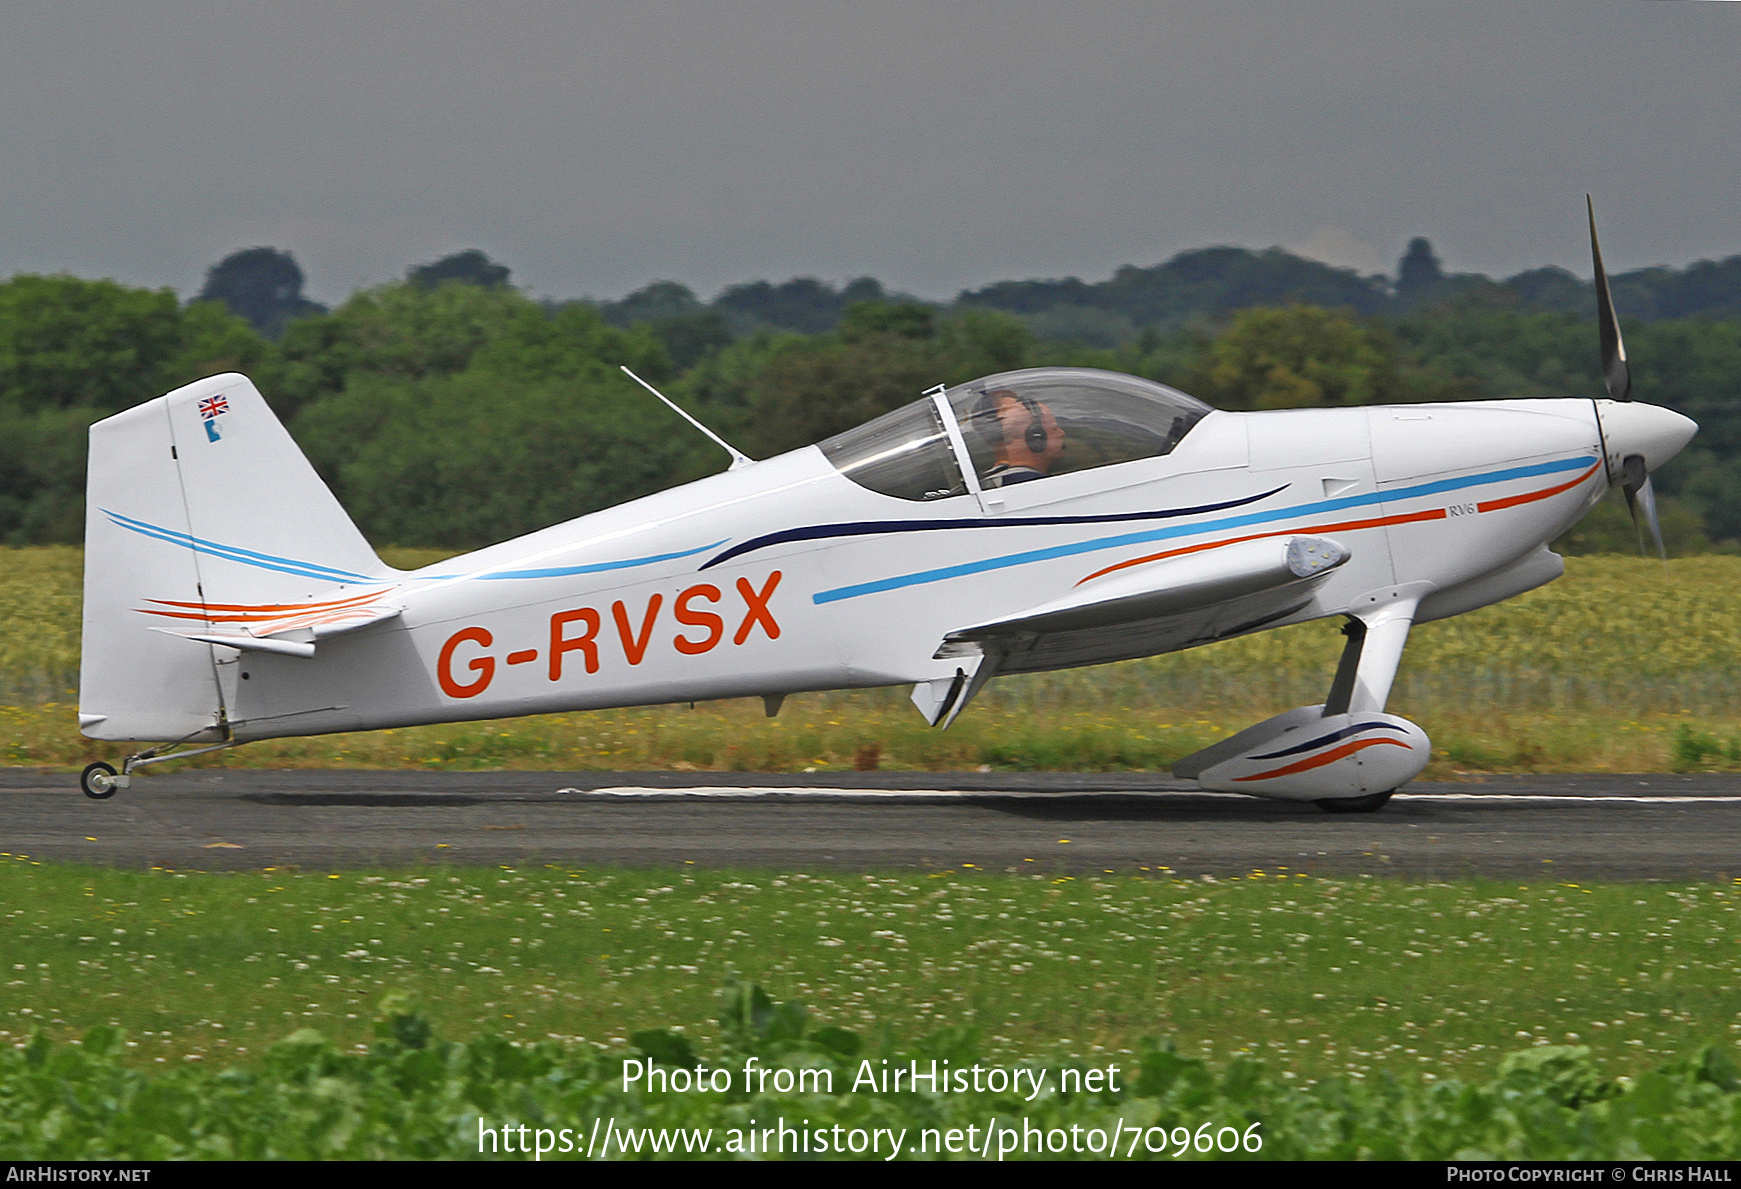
[571,786,1194,800]
[569,786,1741,805]
[1398,793,1741,804]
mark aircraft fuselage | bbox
[220,396,1643,742]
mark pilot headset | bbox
[971,389,1050,453]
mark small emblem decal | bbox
[198,394,229,441]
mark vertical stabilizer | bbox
[80,374,387,742]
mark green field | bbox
[2,859,1739,1158]
[6,547,1741,775]
[3,858,1737,1084]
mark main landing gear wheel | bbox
[1315,790,1394,814]
[81,761,119,800]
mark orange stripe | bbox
[137,588,395,624]
[1078,462,1601,589]
[1476,462,1601,512]
[137,607,388,624]
[1076,508,1445,587]
[144,590,388,614]
[1232,736,1413,782]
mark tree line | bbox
[1,243,1737,552]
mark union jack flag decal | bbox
[197,395,229,420]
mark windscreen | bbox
[817,398,967,502]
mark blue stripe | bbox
[103,510,376,584]
[476,539,729,580]
[698,486,1289,570]
[812,455,1594,605]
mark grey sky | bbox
[1,1,1736,307]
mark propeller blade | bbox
[1637,473,1666,560]
[1588,195,1631,402]
[1619,453,1666,559]
[1620,453,1643,522]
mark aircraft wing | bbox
[920,534,1350,717]
[915,534,1350,727]
[940,535,1349,646]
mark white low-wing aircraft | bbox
[76,209,1696,811]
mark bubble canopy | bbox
[818,367,1212,502]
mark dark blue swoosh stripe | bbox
[1249,721,1409,761]
[698,485,1290,571]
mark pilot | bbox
[969,388,1066,487]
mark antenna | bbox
[619,366,755,470]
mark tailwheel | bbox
[81,762,119,800]
[75,738,233,797]
[1315,790,1394,814]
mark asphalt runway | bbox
[4,767,1740,880]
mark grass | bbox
[0,546,80,705]
[4,857,1738,1088]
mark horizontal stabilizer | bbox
[307,603,403,639]
[149,596,402,659]
[937,535,1349,655]
[159,630,315,658]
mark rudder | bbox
[79,374,388,742]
